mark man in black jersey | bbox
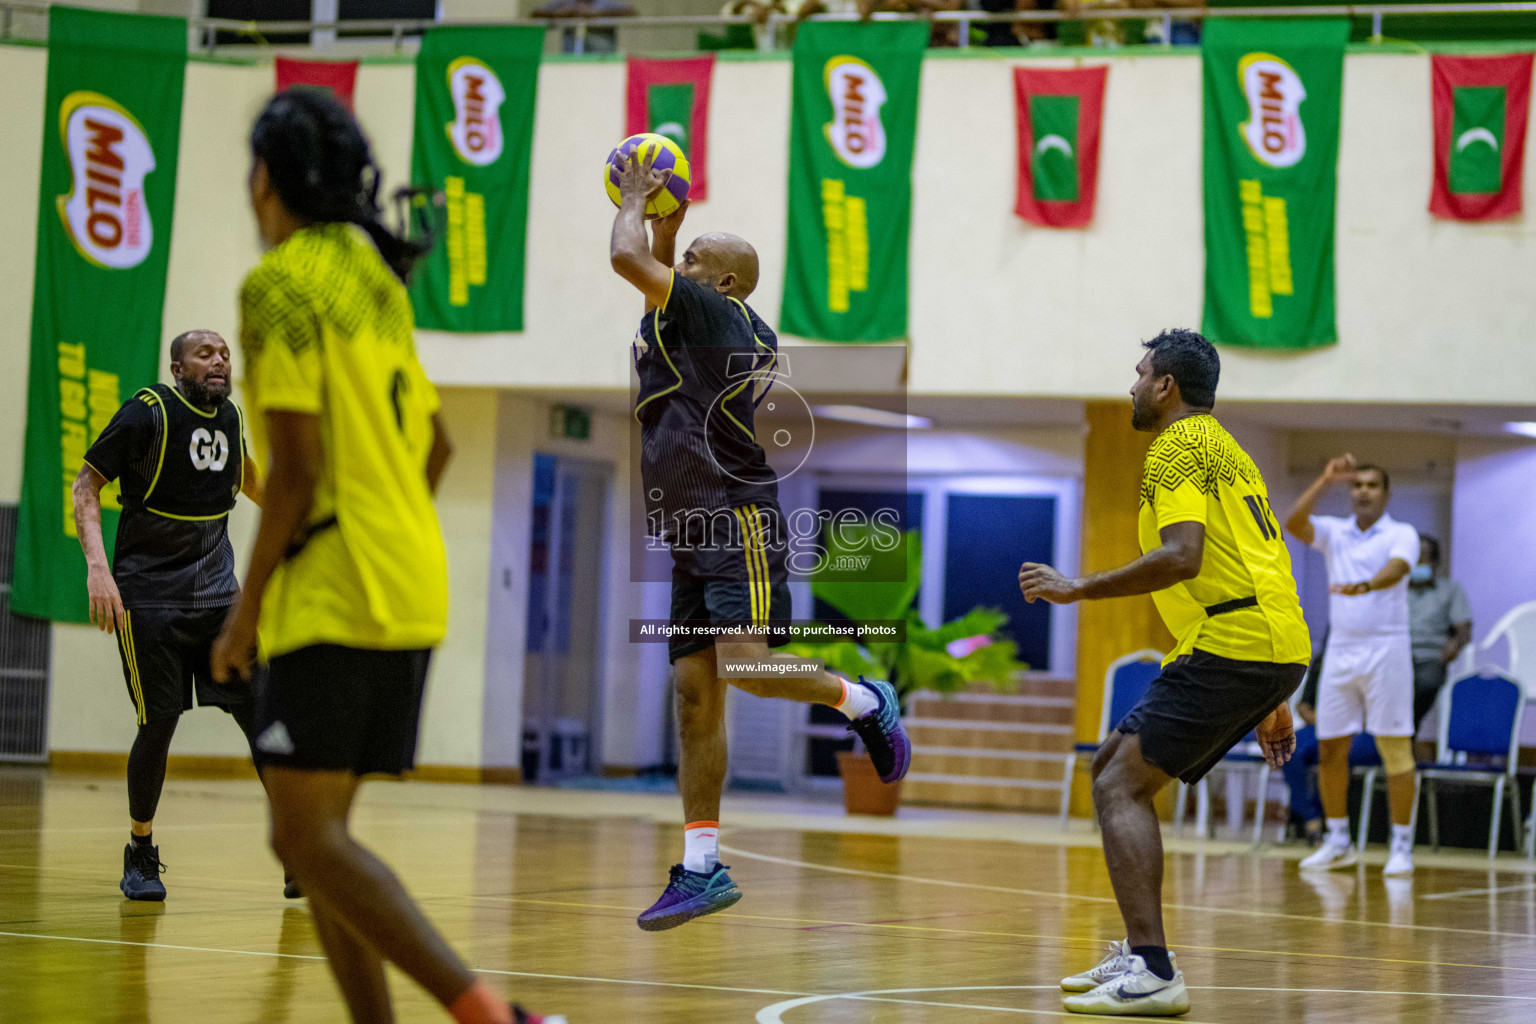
[611,152,911,932]
[73,330,267,901]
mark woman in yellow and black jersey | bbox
[208,90,557,1024]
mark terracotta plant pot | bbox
[837,750,901,816]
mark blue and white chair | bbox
[1058,649,1164,830]
[1414,671,1527,858]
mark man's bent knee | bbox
[1093,733,1170,807]
[1090,731,1123,782]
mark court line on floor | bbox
[754,983,1536,1024]
[0,930,1200,1021]
[720,843,1536,941]
[441,891,1536,977]
[5,926,1528,1023]
[1,858,1531,978]
[1424,881,1536,901]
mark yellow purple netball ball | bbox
[604,132,691,219]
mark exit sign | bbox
[550,404,591,440]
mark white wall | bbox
[1452,435,1536,742]
[1452,436,1536,651]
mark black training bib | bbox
[131,383,245,520]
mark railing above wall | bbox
[4,0,1536,54]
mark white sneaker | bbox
[1063,954,1190,1016]
[1383,847,1414,876]
[1299,838,1358,871]
[1061,939,1132,992]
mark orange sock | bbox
[449,981,512,1024]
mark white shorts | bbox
[1316,639,1414,739]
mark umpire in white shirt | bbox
[1285,454,1421,877]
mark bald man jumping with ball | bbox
[609,151,910,932]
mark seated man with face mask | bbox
[1407,535,1472,732]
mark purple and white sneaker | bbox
[847,677,911,784]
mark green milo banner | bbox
[781,22,926,343]
[1201,19,1348,350]
[409,26,542,333]
[13,7,186,622]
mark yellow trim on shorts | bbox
[120,611,146,726]
[731,506,756,624]
[735,504,771,629]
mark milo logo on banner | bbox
[56,91,156,270]
[446,57,506,166]
[824,56,887,169]
[1238,53,1307,169]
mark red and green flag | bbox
[626,56,713,202]
[1013,66,1107,228]
[1430,53,1532,221]
[275,56,359,111]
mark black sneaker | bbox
[120,842,167,901]
[511,1004,568,1023]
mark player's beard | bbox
[183,375,231,409]
[1129,391,1155,432]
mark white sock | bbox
[1391,824,1415,852]
[683,821,720,873]
[833,678,879,720]
[1325,817,1351,846]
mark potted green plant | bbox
[783,528,1029,815]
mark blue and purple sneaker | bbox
[636,863,742,932]
[848,677,911,784]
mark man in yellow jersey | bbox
[1019,329,1310,1017]
[211,90,558,1024]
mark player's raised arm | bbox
[1284,452,1355,546]
[645,200,690,314]
[609,150,675,310]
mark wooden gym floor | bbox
[1,768,1534,1023]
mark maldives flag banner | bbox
[626,56,713,202]
[1201,19,1348,350]
[1430,54,1532,221]
[781,21,927,343]
[1013,66,1107,228]
[275,56,359,111]
[14,6,187,621]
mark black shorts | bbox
[1117,650,1306,784]
[667,504,791,663]
[116,605,252,725]
[253,645,431,776]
